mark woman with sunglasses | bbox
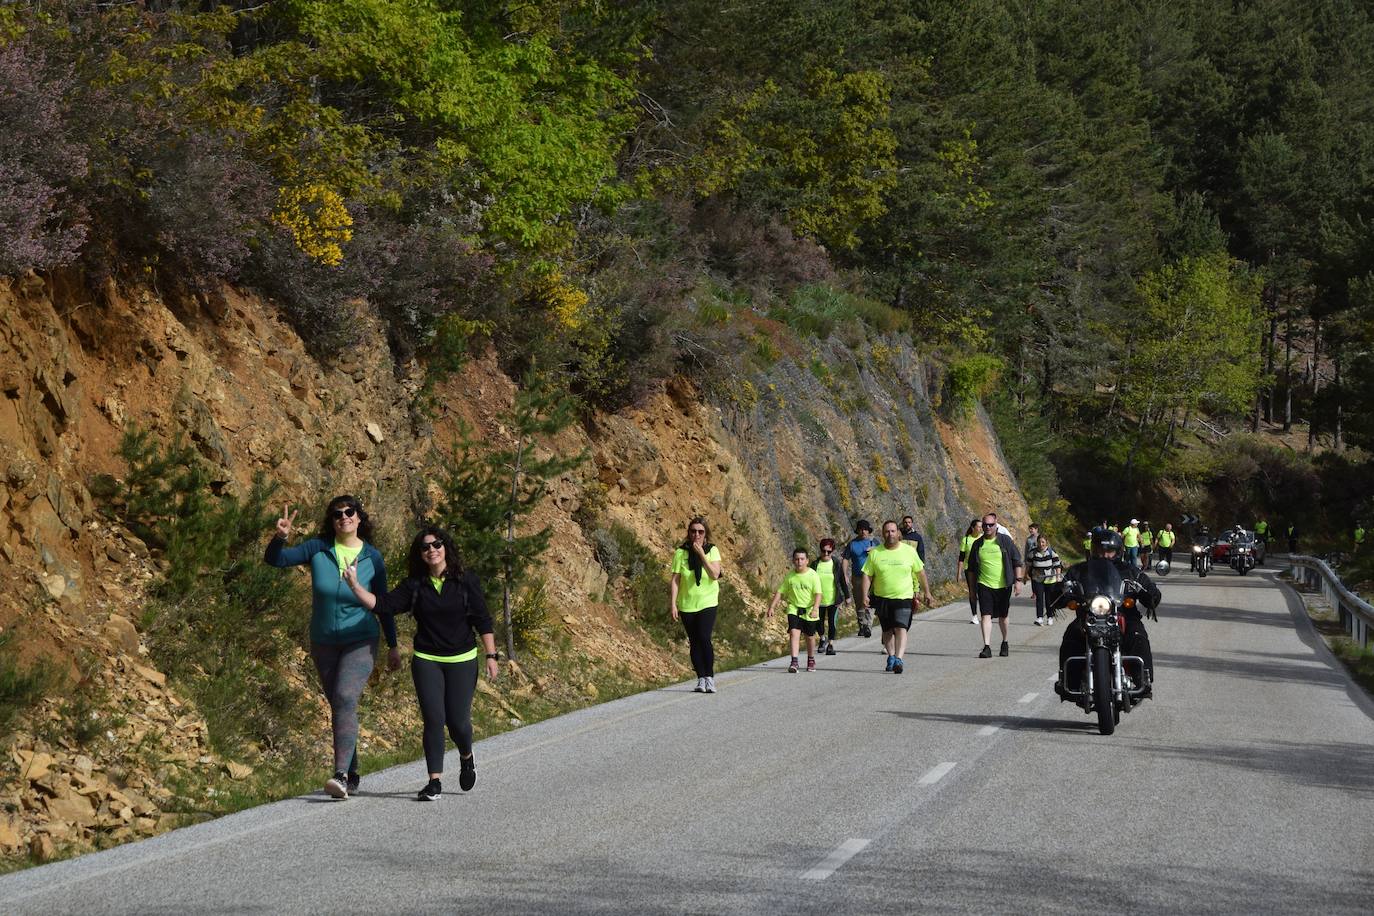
[343,526,498,801]
[670,517,723,693]
[815,537,849,654]
[265,496,400,799]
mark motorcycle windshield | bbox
[1075,558,1125,601]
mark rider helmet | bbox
[1091,529,1124,555]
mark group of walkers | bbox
[266,496,1157,802]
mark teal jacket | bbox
[265,537,397,647]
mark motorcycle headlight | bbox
[1089,596,1113,615]
[1193,545,1204,553]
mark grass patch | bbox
[0,632,57,736]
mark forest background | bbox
[7,0,1374,537]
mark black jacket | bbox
[1059,557,1161,617]
[373,571,494,658]
[966,533,1023,588]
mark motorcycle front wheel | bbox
[1093,647,1115,735]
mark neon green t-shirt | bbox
[863,542,923,600]
[977,538,1007,589]
[1123,526,1140,548]
[1157,530,1175,548]
[815,557,838,605]
[430,576,444,593]
[778,568,822,620]
[1255,521,1268,536]
[1140,530,1153,547]
[672,546,722,613]
[334,541,363,576]
[960,535,975,559]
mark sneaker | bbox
[693,677,705,693]
[892,659,904,674]
[978,645,992,659]
[1034,616,1044,626]
[859,625,872,638]
[816,639,828,654]
[346,772,361,795]
[999,641,1009,657]
[970,613,978,624]
[459,756,476,792]
[788,658,799,673]
[1046,615,1056,626]
[824,643,836,656]
[806,656,816,672]
[324,771,348,799]
[417,778,442,801]
[885,655,895,671]
[704,676,717,693]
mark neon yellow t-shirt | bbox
[672,546,722,613]
[960,535,975,559]
[977,538,1007,589]
[815,558,838,605]
[863,542,923,600]
[334,541,363,576]
[1157,530,1175,548]
[1140,530,1153,547]
[430,576,444,593]
[1123,526,1140,548]
[778,568,822,620]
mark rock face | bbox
[0,270,1027,862]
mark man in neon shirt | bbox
[861,520,933,674]
[968,512,1024,658]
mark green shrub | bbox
[943,354,1003,418]
[0,632,57,736]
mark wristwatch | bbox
[485,652,499,660]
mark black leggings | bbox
[1031,580,1061,618]
[680,606,717,677]
[820,604,838,640]
[411,655,479,774]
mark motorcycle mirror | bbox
[1155,559,1170,577]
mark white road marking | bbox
[1047,674,1058,682]
[801,838,871,881]
[1019,693,1039,703]
[977,724,1001,736]
[918,762,957,785]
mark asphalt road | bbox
[4,562,1373,914]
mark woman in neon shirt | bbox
[671,516,723,693]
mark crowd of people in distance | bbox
[265,496,1167,801]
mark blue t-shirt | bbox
[843,537,880,577]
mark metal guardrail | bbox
[1286,554,1374,648]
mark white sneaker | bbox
[1046,616,1056,626]
[704,676,717,693]
[969,614,978,624]
[693,677,705,693]
[1035,616,1044,626]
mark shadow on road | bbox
[1143,738,1374,795]
[1159,649,1349,688]
[878,709,1091,735]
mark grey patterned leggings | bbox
[310,638,378,773]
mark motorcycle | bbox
[1192,542,1211,577]
[1057,559,1151,736]
[1230,541,1256,575]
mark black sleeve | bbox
[373,577,419,617]
[465,572,495,635]
[915,533,926,562]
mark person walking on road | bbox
[815,537,849,654]
[899,515,927,563]
[842,520,881,638]
[343,526,498,801]
[671,517,723,694]
[1286,523,1299,554]
[956,518,982,625]
[767,548,824,673]
[265,497,400,799]
[1023,523,1040,570]
[860,521,933,674]
[1139,522,1153,569]
[1355,524,1366,552]
[1255,519,1269,545]
[968,513,1023,658]
[1026,534,1063,626]
[1156,523,1176,565]
[1122,519,1142,568]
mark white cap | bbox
[1130,518,1139,525]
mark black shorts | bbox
[976,583,1012,618]
[872,596,914,631]
[787,613,821,636]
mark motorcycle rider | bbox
[1054,529,1160,699]
[1190,524,1211,571]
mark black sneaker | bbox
[978,645,992,659]
[324,771,348,799]
[824,643,836,656]
[999,641,1009,657]
[346,772,361,795]
[859,625,871,638]
[417,778,442,801]
[459,756,476,792]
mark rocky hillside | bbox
[0,272,1026,864]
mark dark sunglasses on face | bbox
[420,540,444,551]
[332,506,358,520]
[982,522,996,529]
[689,528,705,535]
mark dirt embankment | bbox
[0,271,1026,862]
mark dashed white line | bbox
[1019,692,1039,704]
[918,761,957,785]
[977,724,1001,736]
[802,838,871,880]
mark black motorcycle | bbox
[1057,559,1151,735]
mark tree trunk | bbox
[503,435,524,662]
[1282,307,1293,431]
[1308,317,1321,452]
[1334,351,1343,451]
[1263,286,1278,423]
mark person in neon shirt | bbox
[671,516,723,693]
[767,548,824,672]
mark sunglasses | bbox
[822,548,833,554]
[689,528,706,534]
[331,506,358,520]
[420,540,444,552]
[982,522,996,528]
